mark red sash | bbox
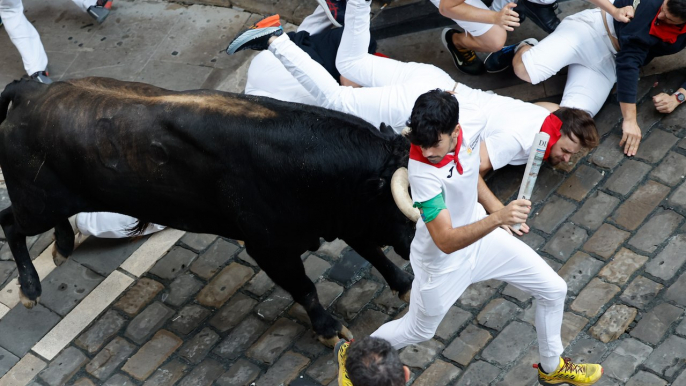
[409,128,464,175]
[650,11,686,44]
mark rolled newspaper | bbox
[512,132,550,231]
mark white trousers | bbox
[521,9,617,116]
[372,227,566,365]
[76,212,165,238]
[269,0,455,131]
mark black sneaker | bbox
[484,38,537,73]
[87,0,112,24]
[517,0,560,33]
[226,14,284,55]
[441,28,486,76]
[317,0,347,28]
[29,71,53,84]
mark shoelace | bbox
[457,48,477,63]
[560,357,586,375]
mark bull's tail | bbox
[0,80,22,126]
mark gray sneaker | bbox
[88,0,112,24]
[29,71,53,84]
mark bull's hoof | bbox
[399,289,411,303]
[19,288,39,309]
[51,245,68,267]
[317,325,354,347]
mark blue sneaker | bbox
[226,14,283,55]
[484,38,537,73]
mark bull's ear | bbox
[379,122,394,136]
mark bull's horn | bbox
[391,167,420,222]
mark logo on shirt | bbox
[447,166,454,178]
[468,136,479,156]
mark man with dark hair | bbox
[500,0,686,156]
[336,337,409,386]
[367,89,604,386]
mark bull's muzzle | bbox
[391,167,420,222]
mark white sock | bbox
[540,356,561,374]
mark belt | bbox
[602,10,621,51]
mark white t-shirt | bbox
[245,51,318,106]
[408,131,486,276]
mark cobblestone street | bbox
[1,0,686,385]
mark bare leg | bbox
[452,25,507,53]
[513,44,533,82]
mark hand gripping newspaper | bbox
[512,132,550,231]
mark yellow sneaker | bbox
[335,339,353,386]
[535,357,603,386]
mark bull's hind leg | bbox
[346,240,413,303]
[52,219,75,266]
[0,207,41,308]
[249,247,353,347]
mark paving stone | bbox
[125,301,175,345]
[143,360,188,386]
[335,279,381,320]
[519,232,546,251]
[669,180,686,212]
[245,270,275,297]
[179,233,218,252]
[630,303,683,345]
[565,337,610,364]
[0,303,61,357]
[207,292,257,333]
[582,224,630,259]
[612,180,671,230]
[502,284,531,303]
[39,259,104,316]
[178,327,220,364]
[644,335,686,378]
[591,134,625,169]
[629,209,684,253]
[86,337,136,380]
[481,321,536,366]
[435,306,472,340]
[601,338,653,382]
[476,298,520,331]
[635,129,677,163]
[679,317,686,336]
[571,278,621,317]
[557,165,604,201]
[73,236,148,276]
[413,359,461,386]
[645,234,686,280]
[303,255,332,282]
[236,249,257,266]
[122,330,182,381]
[149,246,197,280]
[627,372,668,386]
[442,324,492,366]
[570,192,621,231]
[665,270,686,306]
[247,318,305,365]
[0,347,19,377]
[603,160,653,196]
[215,359,260,386]
[196,262,254,308]
[305,355,337,385]
[256,351,309,386]
[399,339,444,369]
[681,138,686,149]
[530,167,566,202]
[169,304,211,336]
[317,239,348,259]
[162,273,204,307]
[558,252,605,295]
[488,164,523,201]
[114,278,164,317]
[372,287,406,315]
[294,332,328,358]
[102,374,135,386]
[455,360,500,386]
[598,248,649,285]
[254,287,293,321]
[589,304,637,343]
[213,315,269,360]
[561,312,589,347]
[75,310,127,355]
[72,378,96,386]
[290,281,344,323]
[542,223,588,262]
[27,232,54,260]
[620,275,664,309]
[328,249,370,285]
[189,239,239,280]
[675,370,686,386]
[651,151,686,186]
[176,358,224,386]
[0,261,16,287]
[530,195,577,233]
[348,309,390,338]
[458,279,501,308]
[38,346,88,386]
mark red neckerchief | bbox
[650,11,686,44]
[539,114,563,160]
[409,128,464,175]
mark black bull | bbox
[0,77,416,345]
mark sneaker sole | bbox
[316,0,343,28]
[226,26,281,54]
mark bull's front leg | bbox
[0,207,41,308]
[250,248,353,347]
[345,240,413,303]
[52,218,75,266]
